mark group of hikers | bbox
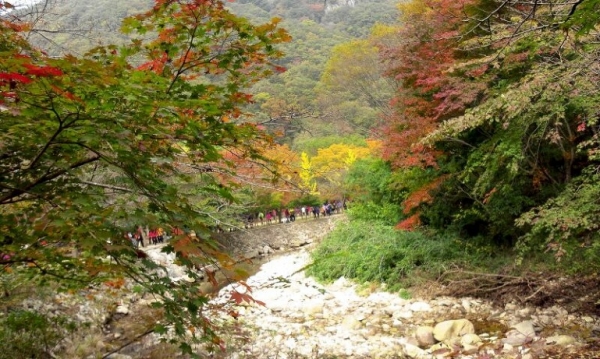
[125,225,168,248]
[125,200,347,247]
[245,200,346,228]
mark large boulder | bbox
[502,320,536,346]
[433,319,475,342]
[414,326,436,347]
[546,335,577,346]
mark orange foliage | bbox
[397,175,447,230]
[396,214,421,231]
[402,176,447,214]
[104,278,126,289]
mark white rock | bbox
[429,342,452,358]
[355,312,367,321]
[414,326,436,347]
[433,319,475,342]
[190,250,600,359]
[262,245,273,254]
[410,301,432,312]
[462,343,480,354]
[283,337,297,350]
[461,299,471,312]
[512,320,536,337]
[583,316,594,323]
[403,343,428,359]
[460,333,481,346]
[545,335,577,346]
[503,343,514,352]
[115,305,129,315]
[331,276,352,289]
[502,329,531,346]
[384,306,400,316]
[303,302,324,316]
[518,307,534,317]
[395,310,414,319]
[341,316,362,330]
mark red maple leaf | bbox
[0,72,32,84]
[230,290,265,306]
[23,64,63,77]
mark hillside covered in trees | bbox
[2,0,600,357]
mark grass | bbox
[307,219,510,292]
[0,309,77,359]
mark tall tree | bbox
[380,0,483,169]
[317,38,395,134]
[0,0,289,353]
[421,0,600,248]
[380,0,600,254]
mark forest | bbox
[1,0,600,357]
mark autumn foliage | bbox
[0,0,290,353]
[380,0,477,170]
[378,0,600,251]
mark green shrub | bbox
[515,168,600,274]
[346,201,402,226]
[307,220,475,290]
[0,310,76,359]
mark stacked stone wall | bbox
[213,214,346,261]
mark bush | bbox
[0,310,76,359]
[346,201,402,226]
[307,220,474,290]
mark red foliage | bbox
[0,72,32,84]
[396,214,421,231]
[230,289,265,306]
[137,51,169,74]
[274,65,287,73]
[467,64,489,78]
[396,175,447,230]
[23,64,63,77]
[505,52,529,63]
[49,84,81,102]
[379,0,478,170]
[104,278,126,288]
[402,176,447,214]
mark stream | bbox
[141,225,599,359]
[209,249,599,359]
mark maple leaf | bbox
[0,72,31,84]
[23,64,63,77]
[229,290,265,306]
[206,268,218,287]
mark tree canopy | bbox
[0,0,289,353]
[377,0,600,263]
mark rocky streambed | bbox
[213,250,600,359]
[23,224,599,359]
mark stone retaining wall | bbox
[214,214,346,260]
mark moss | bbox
[471,318,509,336]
